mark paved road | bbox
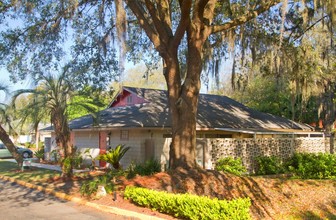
[0,179,137,220]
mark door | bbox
[99,132,107,167]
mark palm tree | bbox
[0,84,23,166]
[14,93,49,150]
[12,72,74,178]
[12,71,107,178]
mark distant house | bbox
[41,87,327,172]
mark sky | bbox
[0,68,32,103]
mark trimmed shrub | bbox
[124,186,251,220]
[215,157,247,176]
[255,156,284,175]
[286,153,336,179]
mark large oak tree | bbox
[0,0,334,169]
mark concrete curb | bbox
[0,175,165,220]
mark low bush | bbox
[34,148,45,161]
[215,157,247,176]
[126,158,161,179]
[80,171,118,198]
[254,153,336,179]
[286,153,336,179]
[124,186,251,220]
[97,144,130,170]
[255,156,284,175]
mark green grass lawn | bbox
[0,160,61,182]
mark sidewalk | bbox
[2,159,167,220]
[7,159,90,173]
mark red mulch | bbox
[28,167,336,219]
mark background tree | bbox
[225,7,336,152]
[13,93,49,149]
[111,64,167,91]
[67,86,110,121]
[12,72,74,177]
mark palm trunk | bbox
[0,124,23,167]
[52,109,73,178]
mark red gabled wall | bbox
[110,90,146,107]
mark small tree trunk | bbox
[0,124,23,167]
[330,132,335,154]
[35,130,39,150]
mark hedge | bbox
[124,186,251,220]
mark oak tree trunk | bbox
[165,26,204,169]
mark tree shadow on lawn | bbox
[0,161,98,195]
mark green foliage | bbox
[72,150,83,169]
[286,153,336,179]
[61,157,73,174]
[255,156,284,175]
[215,157,247,176]
[126,158,161,179]
[24,142,34,148]
[34,148,45,161]
[38,142,44,149]
[124,186,251,220]
[97,144,130,170]
[67,86,110,120]
[83,148,97,170]
[61,148,83,171]
[50,149,61,163]
[254,153,336,179]
[228,75,319,124]
[80,170,119,198]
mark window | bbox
[120,130,129,140]
[126,95,133,104]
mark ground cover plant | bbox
[80,171,116,198]
[126,158,161,178]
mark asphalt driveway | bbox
[0,179,137,220]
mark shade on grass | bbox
[0,160,61,182]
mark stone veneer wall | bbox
[210,138,330,173]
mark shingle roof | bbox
[41,86,313,132]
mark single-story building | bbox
[41,86,328,172]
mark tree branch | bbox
[125,1,161,49]
[144,0,170,45]
[172,0,192,48]
[292,15,329,42]
[211,0,281,34]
